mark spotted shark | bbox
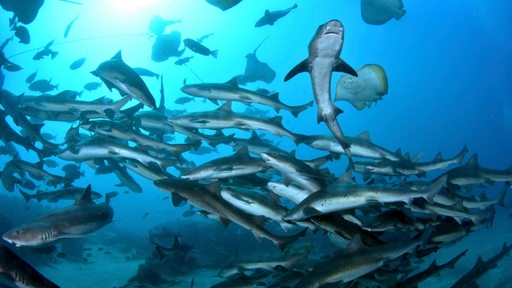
[2,185,113,247]
[284,19,358,168]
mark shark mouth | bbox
[324,30,341,37]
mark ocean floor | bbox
[35,208,512,288]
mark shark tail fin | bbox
[18,188,32,202]
[275,228,307,251]
[290,100,313,118]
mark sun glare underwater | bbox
[0,0,511,287]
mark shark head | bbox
[308,19,345,59]
[316,19,344,40]
[3,222,56,247]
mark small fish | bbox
[33,40,58,60]
[183,38,218,58]
[196,32,214,43]
[25,70,37,83]
[133,67,160,79]
[64,15,79,38]
[174,56,193,65]
[29,79,58,93]
[69,56,86,70]
[175,96,194,104]
[83,81,102,91]
[148,15,181,35]
[13,25,30,44]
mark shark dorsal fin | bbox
[356,131,371,141]
[268,116,283,125]
[76,184,94,205]
[225,77,239,87]
[112,50,122,61]
[336,171,353,183]
[172,235,180,249]
[466,153,480,168]
[433,151,444,162]
[234,145,250,159]
[264,9,270,17]
[205,181,221,194]
[216,101,233,113]
[249,131,261,142]
[344,234,365,254]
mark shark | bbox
[153,178,306,250]
[255,3,298,27]
[2,185,113,247]
[181,78,312,117]
[294,229,431,287]
[284,19,358,168]
[283,175,446,221]
[0,245,60,287]
[91,50,156,109]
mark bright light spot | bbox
[105,0,161,16]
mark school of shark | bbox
[0,0,510,287]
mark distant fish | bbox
[43,158,59,168]
[255,3,297,27]
[151,31,185,62]
[235,41,276,85]
[64,15,79,38]
[28,79,58,93]
[62,163,84,180]
[69,56,87,70]
[196,32,214,43]
[0,38,22,72]
[133,67,160,79]
[175,96,194,105]
[183,38,218,59]
[204,0,243,11]
[83,81,102,91]
[2,1,44,24]
[361,0,406,25]
[13,25,30,44]
[33,40,58,60]
[91,50,157,109]
[25,70,37,83]
[174,56,193,66]
[148,15,181,35]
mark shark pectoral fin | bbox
[334,58,358,77]
[302,206,321,217]
[284,59,309,82]
[171,194,186,207]
[219,216,231,227]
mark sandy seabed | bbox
[38,209,512,288]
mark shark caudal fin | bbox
[318,106,353,169]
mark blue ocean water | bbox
[0,0,511,287]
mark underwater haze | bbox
[0,0,512,287]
